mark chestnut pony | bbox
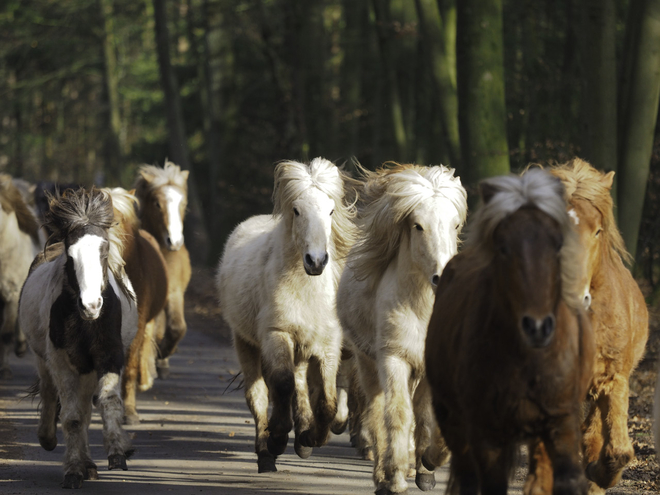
[545,159,649,493]
[134,161,191,380]
[104,188,168,425]
[426,169,595,494]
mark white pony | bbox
[19,189,138,488]
[216,157,356,473]
[0,175,42,378]
[338,163,468,495]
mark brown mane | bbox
[549,158,631,265]
[0,174,40,245]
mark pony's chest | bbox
[49,292,124,376]
[271,275,338,331]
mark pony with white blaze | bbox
[216,157,356,473]
[0,174,42,378]
[19,189,138,488]
[338,163,467,495]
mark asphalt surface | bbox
[0,325,462,494]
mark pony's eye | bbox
[330,209,334,216]
[293,207,300,216]
[414,223,423,231]
[595,228,602,238]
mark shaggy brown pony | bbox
[134,161,191,380]
[104,188,169,425]
[532,159,648,493]
[426,169,595,495]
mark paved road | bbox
[0,325,462,494]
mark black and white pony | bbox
[19,188,138,488]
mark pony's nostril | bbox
[78,297,84,309]
[166,236,172,247]
[541,315,555,337]
[521,316,535,336]
[321,253,329,267]
[305,254,314,267]
[432,274,440,287]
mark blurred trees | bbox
[1,0,660,269]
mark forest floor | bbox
[0,267,657,494]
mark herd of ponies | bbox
[0,156,655,494]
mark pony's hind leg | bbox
[524,439,553,495]
[36,357,59,451]
[413,379,447,491]
[0,297,15,379]
[122,318,147,425]
[97,372,133,471]
[331,351,351,435]
[157,291,187,363]
[586,375,634,489]
[303,351,339,449]
[138,319,158,392]
[234,334,274,473]
[262,329,295,457]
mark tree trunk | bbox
[617,0,660,262]
[100,0,123,184]
[415,0,461,170]
[456,0,510,194]
[579,0,618,193]
[153,0,209,263]
[372,0,408,161]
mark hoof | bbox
[108,454,127,471]
[0,368,12,380]
[267,432,288,457]
[297,429,315,448]
[415,472,436,491]
[123,413,140,426]
[294,437,313,459]
[84,462,98,481]
[157,361,170,380]
[331,419,348,435]
[39,435,57,451]
[62,473,84,489]
[15,340,27,357]
[257,451,277,473]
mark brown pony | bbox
[543,159,648,493]
[425,169,595,494]
[104,188,169,425]
[134,161,191,379]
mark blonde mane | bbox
[134,159,189,197]
[468,168,583,308]
[549,158,632,265]
[0,174,40,244]
[103,187,141,273]
[272,157,357,260]
[350,163,468,284]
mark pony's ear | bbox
[139,168,156,183]
[602,171,615,190]
[128,188,136,196]
[180,170,190,182]
[479,181,499,205]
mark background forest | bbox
[1,0,660,293]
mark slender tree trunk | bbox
[153,0,209,263]
[618,0,660,262]
[415,0,461,170]
[579,0,618,193]
[456,0,510,193]
[100,0,123,184]
[372,0,408,161]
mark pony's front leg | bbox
[586,374,634,489]
[234,334,274,472]
[292,359,314,458]
[379,354,414,494]
[122,317,146,425]
[36,357,59,452]
[0,298,18,379]
[413,378,447,491]
[51,362,97,488]
[305,347,340,449]
[262,329,295,457]
[543,414,588,495]
[97,372,133,471]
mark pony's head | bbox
[468,168,582,348]
[45,189,115,321]
[0,174,41,243]
[273,157,355,276]
[351,163,467,288]
[134,160,189,251]
[550,158,628,309]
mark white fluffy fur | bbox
[216,157,356,461]
[338,164,467,493]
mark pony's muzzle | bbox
[165,235,184,251]
[521,314,555,348]
[79,296,103,320]
[303,252,329,276]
